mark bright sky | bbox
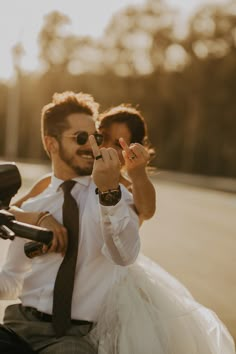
[0,0,227,80]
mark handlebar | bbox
[10,220,53,245]
[0,163,53,258]
[0,210,53,245]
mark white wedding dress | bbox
[95,255,235,354]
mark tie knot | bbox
[60,180,76,194]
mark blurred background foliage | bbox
[0,0,235,177]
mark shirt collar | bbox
[50,175,91,191]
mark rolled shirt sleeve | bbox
[99,187,140,266]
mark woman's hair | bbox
[98,104,155,160]
[41,91,99,152]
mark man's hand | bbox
[89,135,121,192]
[119,138,150,179]
[39,215,68,256]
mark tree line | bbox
[0,0,235,177]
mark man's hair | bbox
[98,104,155,161]
[41,91,99,152]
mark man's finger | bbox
[48,235,58,253]
[56,231,68,256]
[108,148,120,165]
[89,135,100,158]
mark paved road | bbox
[0,163,235,342]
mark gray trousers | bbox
[3,304,98,354]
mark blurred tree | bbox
[38,11,75,72]
[179,0,236,176]
[1,0,235,178]
[67,36,105,75]
[0,83,7,156]
[5,43,25,159]
[38,11,105,76]
[101,0,176,75]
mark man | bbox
[0,91,140,353]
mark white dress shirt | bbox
[0,175,140,321]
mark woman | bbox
[95,106,234,353]
[12,105,235,353]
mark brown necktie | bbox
[52,180,79,337]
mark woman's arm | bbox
[128,170,156,222]
[13,174,51,207]
[119,138,156,223]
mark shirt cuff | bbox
[99,198,130,221]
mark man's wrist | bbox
[95,185,122,206]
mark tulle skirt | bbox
[95,255,235,354]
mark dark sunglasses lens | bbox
[76,131,89,145]
[95,134,103,146]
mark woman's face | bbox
[100,122,132,165]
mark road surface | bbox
[0,163,235,342]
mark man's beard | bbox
[58,144,93,176]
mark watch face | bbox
[104,193,113,203]
[99,188,121,206]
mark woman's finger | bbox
[130,144,149,162]
[119,137,130,153]
[119,137,136,159]
[130,145,142,158]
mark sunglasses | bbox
[63,131,103,146]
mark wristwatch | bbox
[95,185,121,206]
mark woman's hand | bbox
[119,138,150,179]
[119,138,156,221]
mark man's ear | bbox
[44,136,59,156]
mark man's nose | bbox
[82,138,93,149]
